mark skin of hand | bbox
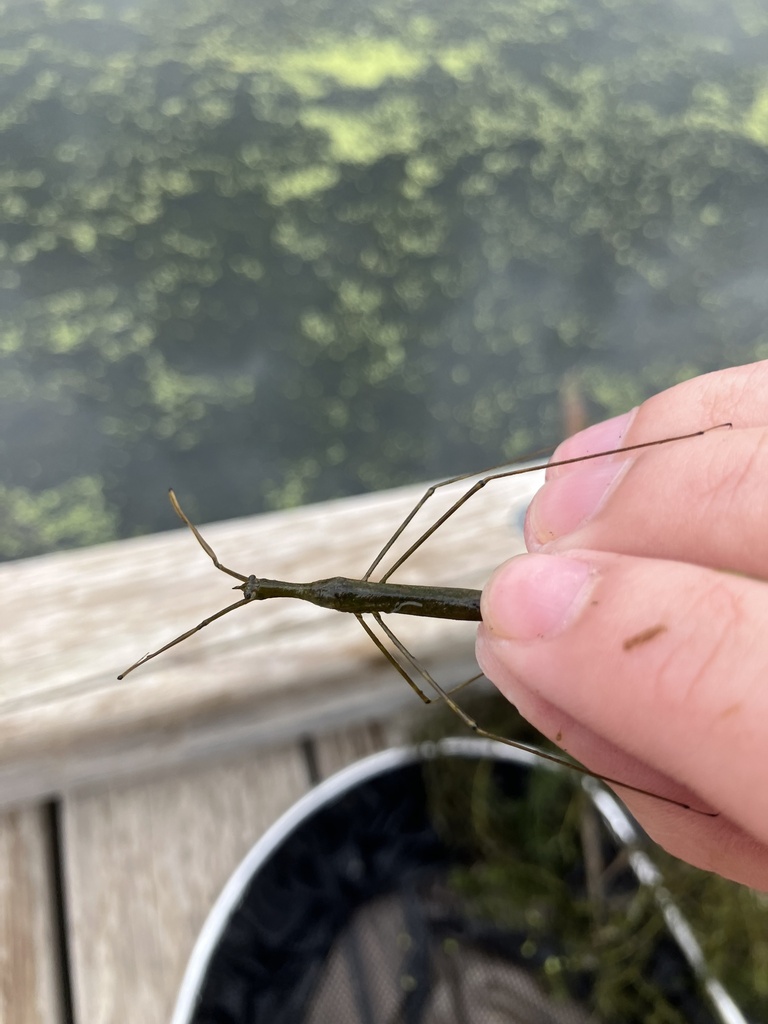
[476,359,768,891]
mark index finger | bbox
[551,360,768,470]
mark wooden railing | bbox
[0,469,540,1023]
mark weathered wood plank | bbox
[62,743,310,1024]
[0,472,539,806]
[312,719,395,780]
[0,806,63,1024]
[63,719,407,1024]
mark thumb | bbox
[476,550,768,889]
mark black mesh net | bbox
[186,754,726,1024]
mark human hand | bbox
[476,360,768,890]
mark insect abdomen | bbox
[308,578,482,621]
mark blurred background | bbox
[2,0,768,560]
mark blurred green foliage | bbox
[2,0,768,557]
[659,851,768,1019]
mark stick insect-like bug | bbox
[119,424,730,813]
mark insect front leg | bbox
[118,596,253,679]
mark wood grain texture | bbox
[62,743,310,1024]
[0,471,539,807]
[312,719,396,780]
[0,473,539,1023]
[0,806,63,1024]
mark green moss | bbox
[1,0,768,559]
[300,96,424,164]
[278,38,427,92]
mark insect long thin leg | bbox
[118,596,252,679]
[471,724,715,814]
[357,613,486,704]
[361,445,557,582]
[376,424,731,582]
[373,615,714,815]
[370,614,487,702]
[355,615,433,704]
[169,489,249,584]
[448,671,486,696]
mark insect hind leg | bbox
[358,613,485,707]
[363,618,711,814]
[355,614,434,704]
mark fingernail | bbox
[482,553,596,641]
[526,457,629,547]
[546,411,635,480]
[526,411,635,548]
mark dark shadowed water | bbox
[1,0,767,559]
